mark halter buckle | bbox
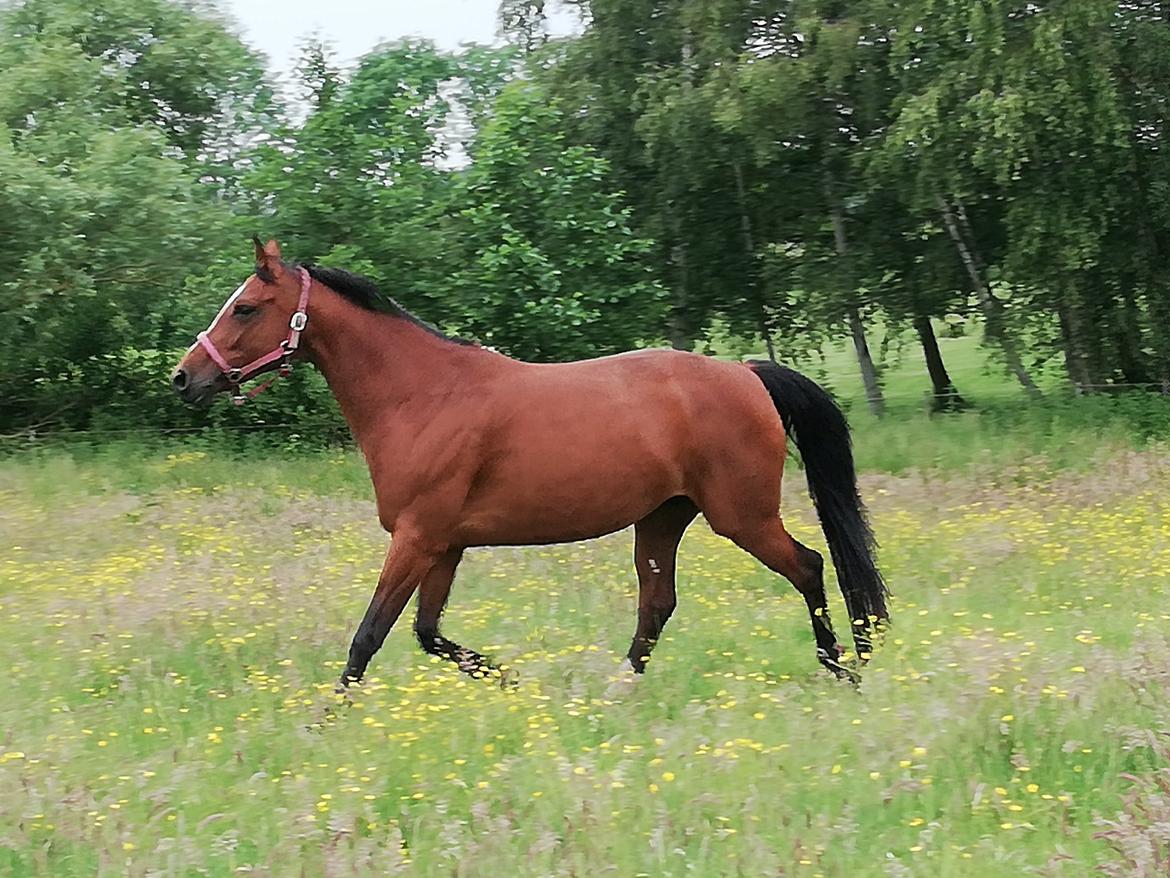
[290,311,308,332]
[227,368,243,384]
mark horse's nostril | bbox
[172,369,189,392]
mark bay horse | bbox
[173,239,887,689]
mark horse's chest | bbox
[364,440,475,535]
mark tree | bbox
[0,0,258,431]
[869,0,1049,396]
[446,81,666,360]
[702,0,898,413]
[1,0,275,168]
[244,40,459,315]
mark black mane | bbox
[299,263,475,347]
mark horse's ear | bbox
[252,236,284,279]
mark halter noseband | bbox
[197,267,312,405]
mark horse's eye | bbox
[233,303,258,318]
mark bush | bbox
[3,346,348,451]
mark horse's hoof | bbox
[498,667,520,689]
[603,660,641,699]
[817,648,860,685]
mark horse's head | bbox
[172,238,311,406]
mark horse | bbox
[172,238,888,689]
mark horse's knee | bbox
[726,521,823,591]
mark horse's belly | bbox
[456,449,681,546]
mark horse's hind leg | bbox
[723,517,852,679]
[414,549,504,681]
[626,497,699,673]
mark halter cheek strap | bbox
[197,267,311,405]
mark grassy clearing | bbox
[4,445,1170,876]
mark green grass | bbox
[810,322,1071,408]
[707,318,1047,405]
[798,323,1170,473]
[4,445,1170,876]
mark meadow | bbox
[5,334,1170,876]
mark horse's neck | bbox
[303,292,470,447]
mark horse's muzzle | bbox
[171,368,219,408]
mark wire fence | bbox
[0,420,349,443]
[844,381,1170,400]
[8,343,1170,446]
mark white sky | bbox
[222,0,581,85]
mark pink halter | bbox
[197,267,312,405]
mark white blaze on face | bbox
[184,279,248,355]
[208,279,249,332]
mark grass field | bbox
[4,437,1170,876]
[6,334,1170,876]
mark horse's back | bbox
[506,347,779,446]
[547,347,784,452]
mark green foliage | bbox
[445,82,666,359]
[1,0,274,161]
[243,38,458,303]
[0,0,267,431]
[7,0,1170,439]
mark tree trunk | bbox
[1115,54,1170,383]
[913,313,967,412]
[733,159,775,360]
[1116,281,1152,386]
[665,36,698,354]
[846,307,884,416]
[666,233,694,351]
[1057,301,1094,392]
[826,175,884,416]
[938,196,1041,398]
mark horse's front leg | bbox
[338,535,442,689]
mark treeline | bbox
[3,0,1169,436]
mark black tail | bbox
[748,361,889,631]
